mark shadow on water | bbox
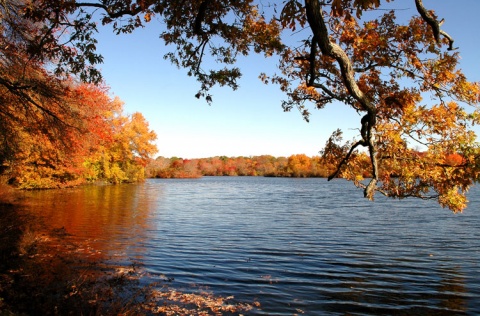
[309,263,470,315]
[0,184,157,315]
[0,183,256,315]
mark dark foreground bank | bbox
[0,201,256,315]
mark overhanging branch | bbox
[74,2,143,19]
[304,0,379,199]
[414,0,455,50]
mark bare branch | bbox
[74,2,143,19]
[307,36,317,86]
[327,140,364,180]
[194,0,211,35]
[414,0,455,50]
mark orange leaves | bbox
[443,153,465,167]
[421,102,467,139]
[144,12,153,23]
[243,13,283,56]
[373,96,478,212]
[148,155,339,179]
[5,77,158,188]
[11,0,478,210]
[85,105,158,184]
[331,0,387,18]
[304,0,479,210]
[298,82,321,100]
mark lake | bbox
[22,177,480,315]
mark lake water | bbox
[23,177,480,315]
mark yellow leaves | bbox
[150,289,256,315]
[287,154,312,177]
[125,112,158,162]
[89,108,157,184]
[8,80,158,187]
[469,109,480,126]
[427,104,454,130]
[419,52,472,96]
[374,143,473,212]
[420,102,470,141]
[452,76,480,104]
[371,84,479,212]
[438,187,468,213]
[355,174,364,182]
[390,96,472,149]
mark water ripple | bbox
[23,177,480,315]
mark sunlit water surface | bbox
[23,177,480,315]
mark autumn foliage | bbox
[147,153,370,179]
[0,39,157,188]
[2,0,480,211]
[3,82,158,189]
[0,0,158,188]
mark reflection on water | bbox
[22,183,159,260]
[23,178,480,315]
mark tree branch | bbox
[304,0,379,199]
[74,2,143,19]
[0,77,72,129]
[414,0,455,50]
[307,36,317,86]
[194,0,211,35]
[304,0,375,113]
[327,139,364,180]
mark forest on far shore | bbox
[146,155,339,179]
[147,152,465,180]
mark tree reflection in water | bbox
[4,178,478,315]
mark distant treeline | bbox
[146,154,371,179]
[146,151,465,180]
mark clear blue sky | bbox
[93,1,480,159]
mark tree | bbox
[19,0,480,211]
[83,99,158,184]
[0,0,104,179]
[0,0,158,187]
[288,154,312,177]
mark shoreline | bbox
[0,200,258,315]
